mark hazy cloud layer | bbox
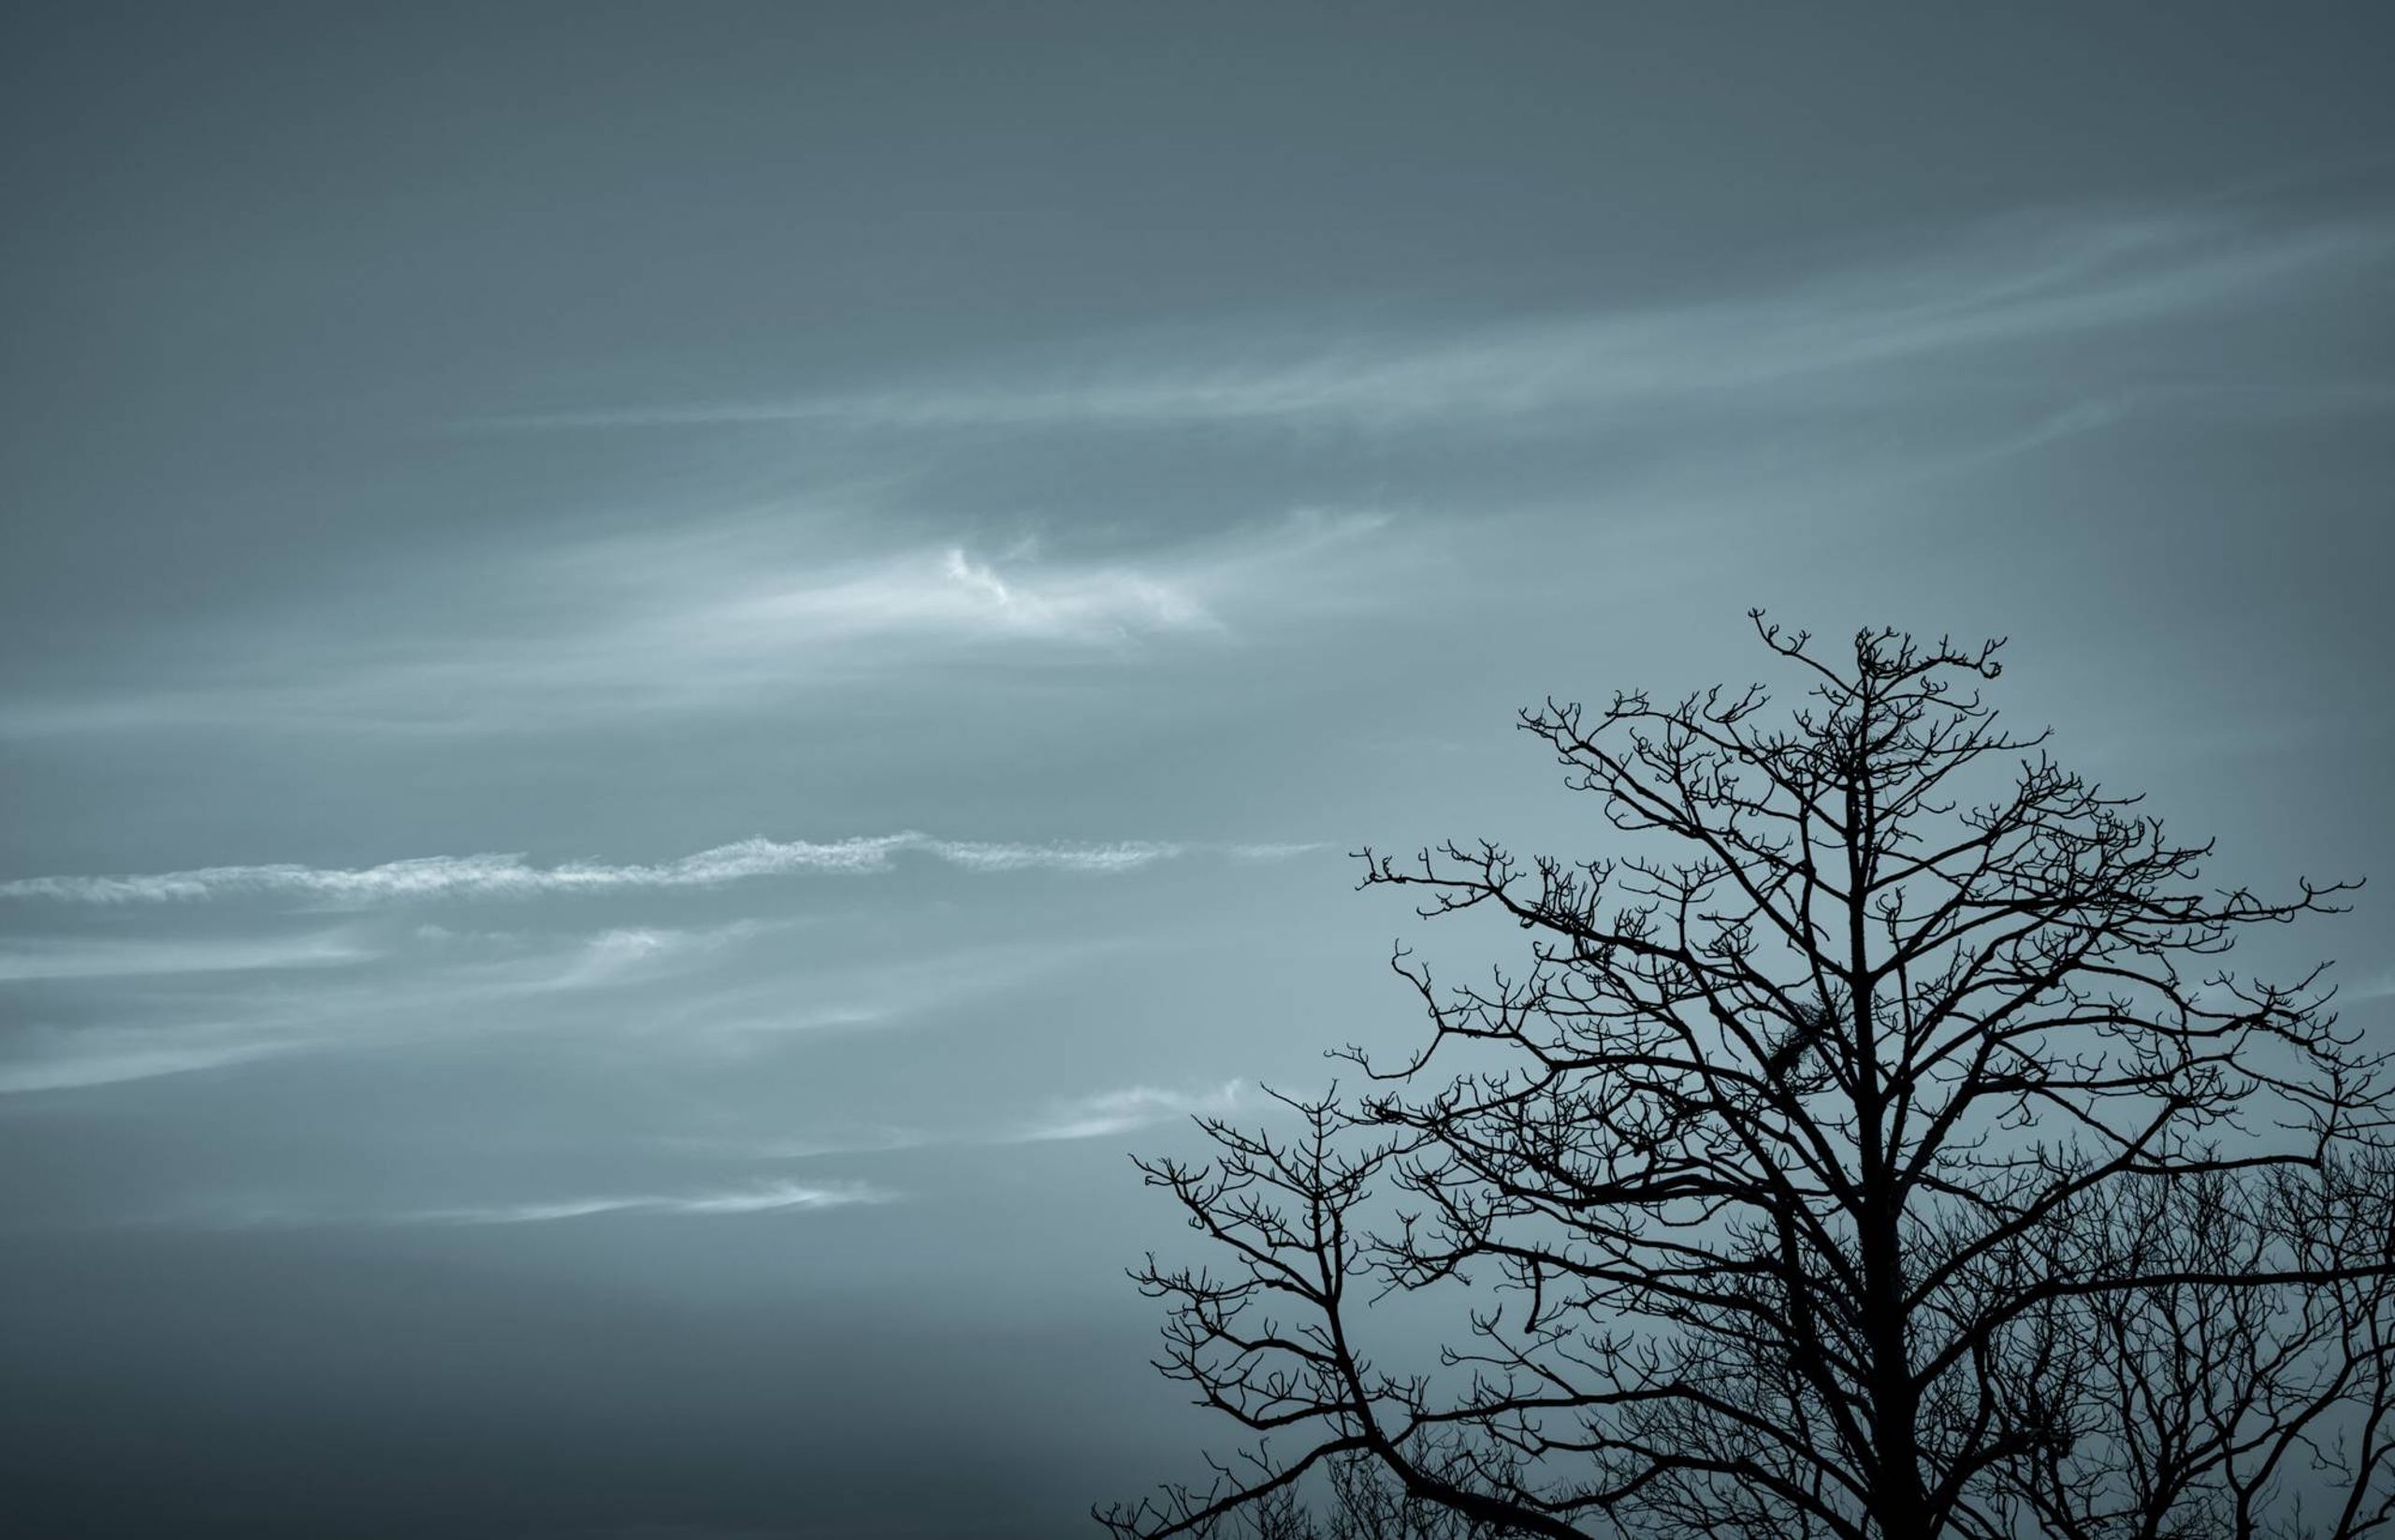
[9,208,2383,748]
[486,212,2392,437]
[0,919,1157,1097]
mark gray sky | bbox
[3,4,2392,1535]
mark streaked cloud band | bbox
[0,833,1326,906]
[481,211,2394,438]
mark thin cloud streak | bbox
[482,211,2393,437]
[0,1038,306,1095]
[661,1080,1254,1160]
[1009,1081,1247,1143]
[0,832,1322,906]
[196,1181,895,1229]
[405,1180,892,1225]
[0,931,372,981]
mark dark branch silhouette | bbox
[1103,615,2394,1540]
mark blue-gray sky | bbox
[4,4,2392,1535]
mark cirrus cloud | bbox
[0,831,1329,907]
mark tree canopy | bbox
[1106,616,2395,1540]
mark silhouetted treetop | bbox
[1105,614,2393,1540]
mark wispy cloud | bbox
[0,831,1322,907]
[718,545,1220,642]
[403,1180,891,1225]
[0,925,1150,1097]
[0,509,1397,736]
[0,930,371,981]
[1223,842,1332,864]
[0,1037,306,1095]
[203,1181,894,1228]
[1009,1080,1245,1143]
[478,211,2393,438]
[658,1079,1253,1160]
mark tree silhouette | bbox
[1104,616,2395,1540]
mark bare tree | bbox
[1103,617,2395,1540]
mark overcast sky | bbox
[4,5,2392,1536]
